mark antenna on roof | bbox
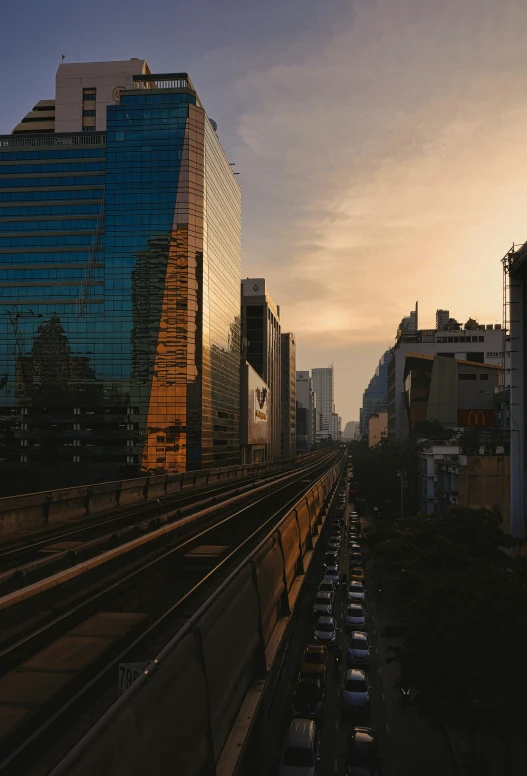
[61,54,66,63]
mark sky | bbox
[1,0,526,423]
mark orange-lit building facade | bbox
[0,68,241,485]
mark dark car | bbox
[324,551,338,569]
[345,726,381,775]
[350,554,363,568]
[292,676,326,725]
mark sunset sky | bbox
[1,0,525,423]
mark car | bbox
[292,676,326,725]
[342,669,370,716]
[324,566,340,587]
[347,582,366,602]
[300,644,328,676]
[345,726,381,775]
[330,529,342,539]
[345,604,366,630]
[347,631,371,665]
[350,554,363,568]
[349,543,361,553]
[318,579,335,599]
[350,511,359,518]
[313,615,337,645]
[351,567,365,582]
[313,591,333,616]
[324,551,338,569]
[278,718,320,776]
[326,540,340,552]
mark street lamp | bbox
[397,470,404,519]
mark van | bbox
[278,718,320,776]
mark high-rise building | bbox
[280,333,296,458]
[296,370,315,452]
[0,61,241,486]
[312,367,335,442]
[241,279,281,459]
[359,349,390,439]
[331,412,341,441]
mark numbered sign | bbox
[118,662,148,697]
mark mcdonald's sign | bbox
[457,409,495,427]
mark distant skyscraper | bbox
[241,279,281,459]
[360,350,390,439]
[280,333,296,457]
[0,61,241,484]
[312,367,335,442]
[296,370,315,452]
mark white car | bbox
[347,631,371,665]
[313,591,333,616]
[347,582,366,602]
[342,669,370,715]
[345,604,366,630]
[278,718,320,776]
[318,579,335,599]
[313,615,337,645]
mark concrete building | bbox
[504,243,527,538]
[343,421,360,440]
[359,349,390,439]
[241,279,281,459]
[240,362,270,464]
[296,370,316,452]
[12,59,152,135]
[417,445,461,514]
[388,307,506,441]
[402,353,501,436]
[280,333,296,458]
[331,413,341,442]
[436,454,510,532]
[368,411,388,447]
[0,62,242,485]
[312,367,335,442]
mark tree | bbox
[365,509,526,771]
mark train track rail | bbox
[0,456,320,595]
[0,450,341,775]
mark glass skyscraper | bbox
[0,64,241,487]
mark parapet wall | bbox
[48,456,343,776]
[0,454,316,539]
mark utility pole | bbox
[397,470,404,519]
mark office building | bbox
[312,366,335,442]
[241,279,281,459]
[0,61,241,487]
[359,349,390,439]
[388,307,506,441]
[331,413,341,441]
[296,370,316,452]
[280,333,296,458]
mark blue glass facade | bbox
[359,349,390,439]
[0,75,241,487]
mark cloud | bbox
[226,0,527,418]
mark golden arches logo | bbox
[467,410,486,426]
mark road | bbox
[263,492,456,776]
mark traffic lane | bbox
[266,507,393,776]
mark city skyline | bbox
[1,0,525,422]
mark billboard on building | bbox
[247,364,270,444]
